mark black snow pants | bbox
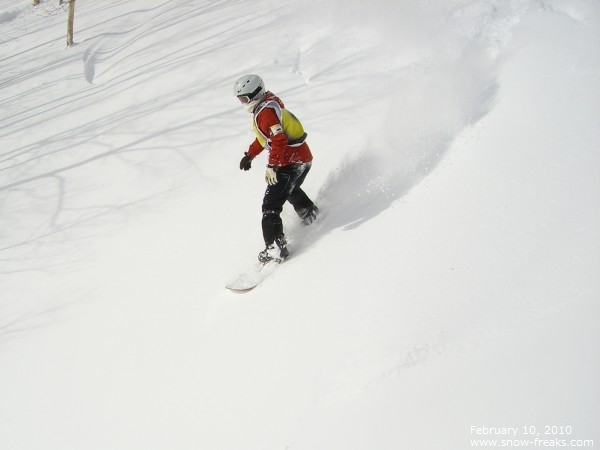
[261,162,314,246]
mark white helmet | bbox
[233,74,266,112]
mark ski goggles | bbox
[237,95,253,104]
[236,86,263,104]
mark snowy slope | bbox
[1,0,599,449]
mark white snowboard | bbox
[225,260,282,292]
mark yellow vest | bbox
[252,101,307,148]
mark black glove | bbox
[239,152,253,171]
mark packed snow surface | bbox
[1,0,599,449]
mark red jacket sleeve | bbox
[254,107,289,166]
[247,138,263,158]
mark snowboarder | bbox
[234,74,319,263]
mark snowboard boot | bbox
[258,235,289,263]
[258,245,276,263]
[275,235,290,260]
[299,205,319,225]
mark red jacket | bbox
[247,92,313,167]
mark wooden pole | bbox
[66,0,76,46]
